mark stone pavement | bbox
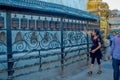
[12,60,113,80]
[66,60,113,80]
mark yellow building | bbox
[87,0,109,39]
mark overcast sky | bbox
[103,0,120,10]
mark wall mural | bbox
[12,31,87,52]
[63,31,87,47]
[12,31,61,52]
[0,12,97,79]
[11,14,89,52]
[0,0,101,79]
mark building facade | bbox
[109,21,120,31]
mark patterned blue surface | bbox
[0,1,100,79]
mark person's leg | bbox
[88,57,95,75]
[97,58,102,74]
[118,60,120,79]
[112,58,119,80]
[97,58,102,70]
[90,57,95,71]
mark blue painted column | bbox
[6,11,14,80]
[86,21,90,63]
[60,18,64,71]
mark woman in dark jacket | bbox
[88,29,102,76]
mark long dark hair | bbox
[94,29,103,44]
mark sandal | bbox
[97,70,102,74]
[88,71,92,76]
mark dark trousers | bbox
[91,57,101,64]
[112,58,120,80]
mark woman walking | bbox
[87,29,102,76]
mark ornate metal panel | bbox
[0,11,100,80]
[0,0,100,80]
